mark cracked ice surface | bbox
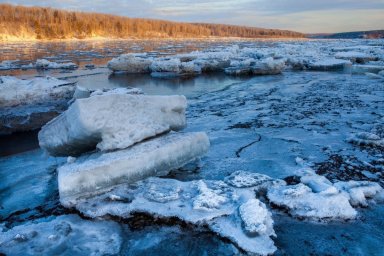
[69,176,277,255]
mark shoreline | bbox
[0,36,309,44]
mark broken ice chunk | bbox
[0,76,76,108]
[107,53,152,73]
[38,94,187,156]
[58,132,210,206]
[334,51,378,64]
[267,183,357,220]
[334,181,384,207]
[35,59,78,70]
[193,180,227,210]
[347,132,384,149]
[224,171,286,194]
[239,199,273,236]
[309,59,352,71]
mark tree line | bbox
[0,4,304,40]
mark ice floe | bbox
[35,59,78,70]
[0,60,19,70]
[66,176,277,255]
[267,182,357,220]
[0,76,75,108]
[267,169,384,220]
[0,76,76,134]
[334,51,378,64]
[225,57,285,76]
[334,181,384,207]
[308,59,352,71]
[39,93,187,156]
[0,215,122,256]
[348,131,384,149]
[107,53,152,73]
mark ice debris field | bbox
[1,39,384,255]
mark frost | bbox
[0,215,122,256]
[58,132,210,206]
[38,94,187,156]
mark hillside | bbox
[0,4,304,41]
[308,30,384,39]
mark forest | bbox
[0,4,304,40]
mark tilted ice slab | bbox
[0,215,122,256]
[0,76,76,108]
[35,59,78,69]
[39,93,187,156]
[58,132,210,205]
[68,176,277,255]
[107,53,153,73]
[0,76,76,134]
[308,59,352,71]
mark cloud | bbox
[1,0,383,33]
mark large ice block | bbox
[38,94,187,156]
[58,132,210,205]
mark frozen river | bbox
[1,39,384,255]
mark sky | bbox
[2,0,384,33]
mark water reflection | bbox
[107,72,248,97]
